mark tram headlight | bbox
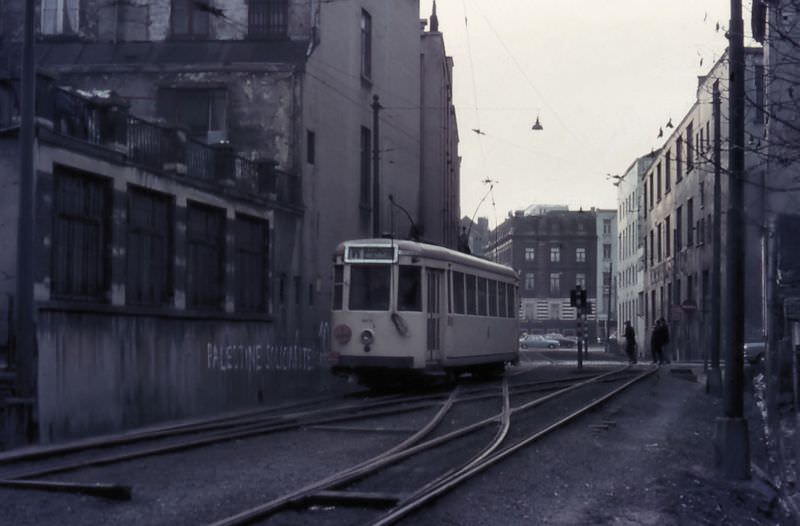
[333,324,352,345]
[360,329,375,346]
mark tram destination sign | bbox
[345,244,398,263]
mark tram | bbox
[329,238,519,385]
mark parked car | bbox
[545,333,577,348]
[519,334,560,349]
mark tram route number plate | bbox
[345,244,397,263]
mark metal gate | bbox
[426,269,444,363]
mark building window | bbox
[603,219,611,234]
[41,0,79,35]
[665,216,671,257]
[603,244,611,260]
[687,198,694,246]
[171,0,210,38]
[656,163,662,201]
[648,173,654,209]
[248,0,289,40]
[576,247,586,263]
[576,273,586,289]
[755,65,765,124]
[699,181,705,207]
[549,273,560,296]
[127,187,173,306]
[665,151,671,192]
[158,87,227,140]
[549,303,560,320]
[676,205,683,250]
[361,9,372,80]
[360,126,371,213]
[686,123,694,172]
[550,246,560,263]
[525,273,535,290]
[524,247,535,261]
[306,130,316,165]
[676,136,684,181]
[187,202,226,310]
[657,223,662,262]
[235,214,270,312]
[52,168,112,301]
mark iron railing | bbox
[37,80,300,207]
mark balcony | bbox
[36,80,300,207]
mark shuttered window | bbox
[52,168,112,301]
[235,214,269,312]
[249,0,288,39]
[187,203,225,309]
[127,187,173,305]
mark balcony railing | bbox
[36,80,300,207]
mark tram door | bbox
[426,269,444,363]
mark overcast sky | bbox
[417,0,743,227]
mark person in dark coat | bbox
[650,318,670,365]
[623,321,637,364]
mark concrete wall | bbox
[36,311,328,442]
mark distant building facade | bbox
[594,209,618,343]
[615,153,657,352]
[641,48,765,361]
[487,210,598,339]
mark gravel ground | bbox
[1,361,786,525]
[403,364,788,526]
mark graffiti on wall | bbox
[206,343,318,372]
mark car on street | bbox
[545,333,577,348]
[519,334,560,349]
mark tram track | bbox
[206,365,654,526]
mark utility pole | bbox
[708,79,723,396]
[715,0,750,480]
[605,261,613,353]
[15,0,37,399]
[371,95,381,238]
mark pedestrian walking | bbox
[623,321,637,364]
[650,318,670,365]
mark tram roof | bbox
[334,238,518,280]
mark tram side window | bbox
[398,265,422,311]
[506,284,516,318]
[498,282,507,317]
[466,274,477,315]
[477,277,488,316]
[453,271,465,314]
[333,265,344,310]
[488,280,498,317]
[349,265,390,311]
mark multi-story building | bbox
[487,209,598,339]
[0,1,459,444]
[460,216,490,257]
[615,152,657,351]
[595,209,618,344]
[642,48,765,361]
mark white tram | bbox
[329,239,519,385]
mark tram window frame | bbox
[466,274,477,315]
[348,264,391,311]
[332,265,344,310]
[397,265,422,311]
[453,271,465,314]
[477,277,488,316]
[488,280,498,317]
[498,282,507,317]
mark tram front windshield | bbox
[349,264,391,311]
